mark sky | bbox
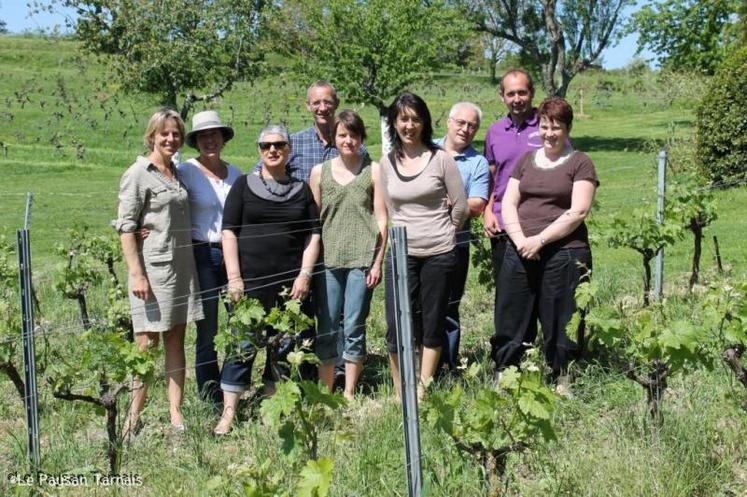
[0,1,655,70]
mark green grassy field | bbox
[1,35,746,496]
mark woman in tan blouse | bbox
[116,108,203,436]
[379,92,468,400]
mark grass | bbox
[1,34,747,496]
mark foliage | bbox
[575,279,717,422]
[467,0,632,97]
[470,216,495,291]
[39,0,268,117]
[217,297,342,496]
[260,350,346,461]
[695,47,747,185]
[276,0,467,111]
[54,226,123,328]
[274,0,468,154]
[699,281,747,389]
[628,0,739,75]
[423,356,557,494]
[0,236,26,399]
[667,172,717,288]
[0,19,7,35]
[604,206,684,305]
[214,296,266,362]
[47,227,155,473]
[215,295,314,364]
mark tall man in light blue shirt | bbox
[435,102,490,370]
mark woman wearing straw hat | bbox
[178,110,242,408]
[116,108,204,436]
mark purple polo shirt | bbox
[483,110,542,228]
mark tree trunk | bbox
[645,365,667,425]
[379,106,391,158]
[723,346,747,389]
[77,294,91,330]
[642,254,653,307]
[689,220,702,290]
[484,451,502,497]
[102,395,120,474]
[0,362,25,400]
[105,256,119,288]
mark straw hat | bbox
[185,110,234,149]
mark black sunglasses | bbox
[258,141,288,151]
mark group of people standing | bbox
[115,69,598,437]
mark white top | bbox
[177,159,242,242]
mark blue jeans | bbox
[315,267,372,363]
[192,243,228,405]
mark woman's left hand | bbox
[519,235,543,260]
[290,274,311,301]
[366,263,382,289]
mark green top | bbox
[319,158,379,268]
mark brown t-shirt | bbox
[511,150,599,248]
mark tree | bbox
[466,0,631,97]
[0,19,7,35]
[50,0,267,118]
[695,47,747,185]
[629,0,739,75]
[274,0,469,154]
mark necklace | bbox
[258,165,293,198]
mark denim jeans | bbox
[220,284,316,393]
[192,243,229,405]
[491,243,592,375]
[315,267,372,363]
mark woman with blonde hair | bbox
[116,108,203,435]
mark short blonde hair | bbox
[143,108,185,151]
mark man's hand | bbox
[483,209,500,238]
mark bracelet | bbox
[539,235,547,246]
[299,269,313,279]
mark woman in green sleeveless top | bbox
[309,110,388,401]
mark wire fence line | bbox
[5,172,746,377]
[4,191,744,350]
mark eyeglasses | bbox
[309,99,336,109]
[451,118,479,132]
[258,141,288,151]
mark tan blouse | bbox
[115,156,203,332]
[380,149,468,257]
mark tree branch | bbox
[53,389,103,406]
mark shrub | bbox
[695,47,747,185]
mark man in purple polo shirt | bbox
[482,68,543,369]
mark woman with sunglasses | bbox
[380,92,468,401]
[214,125,320,435]
[308,110,388,401]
